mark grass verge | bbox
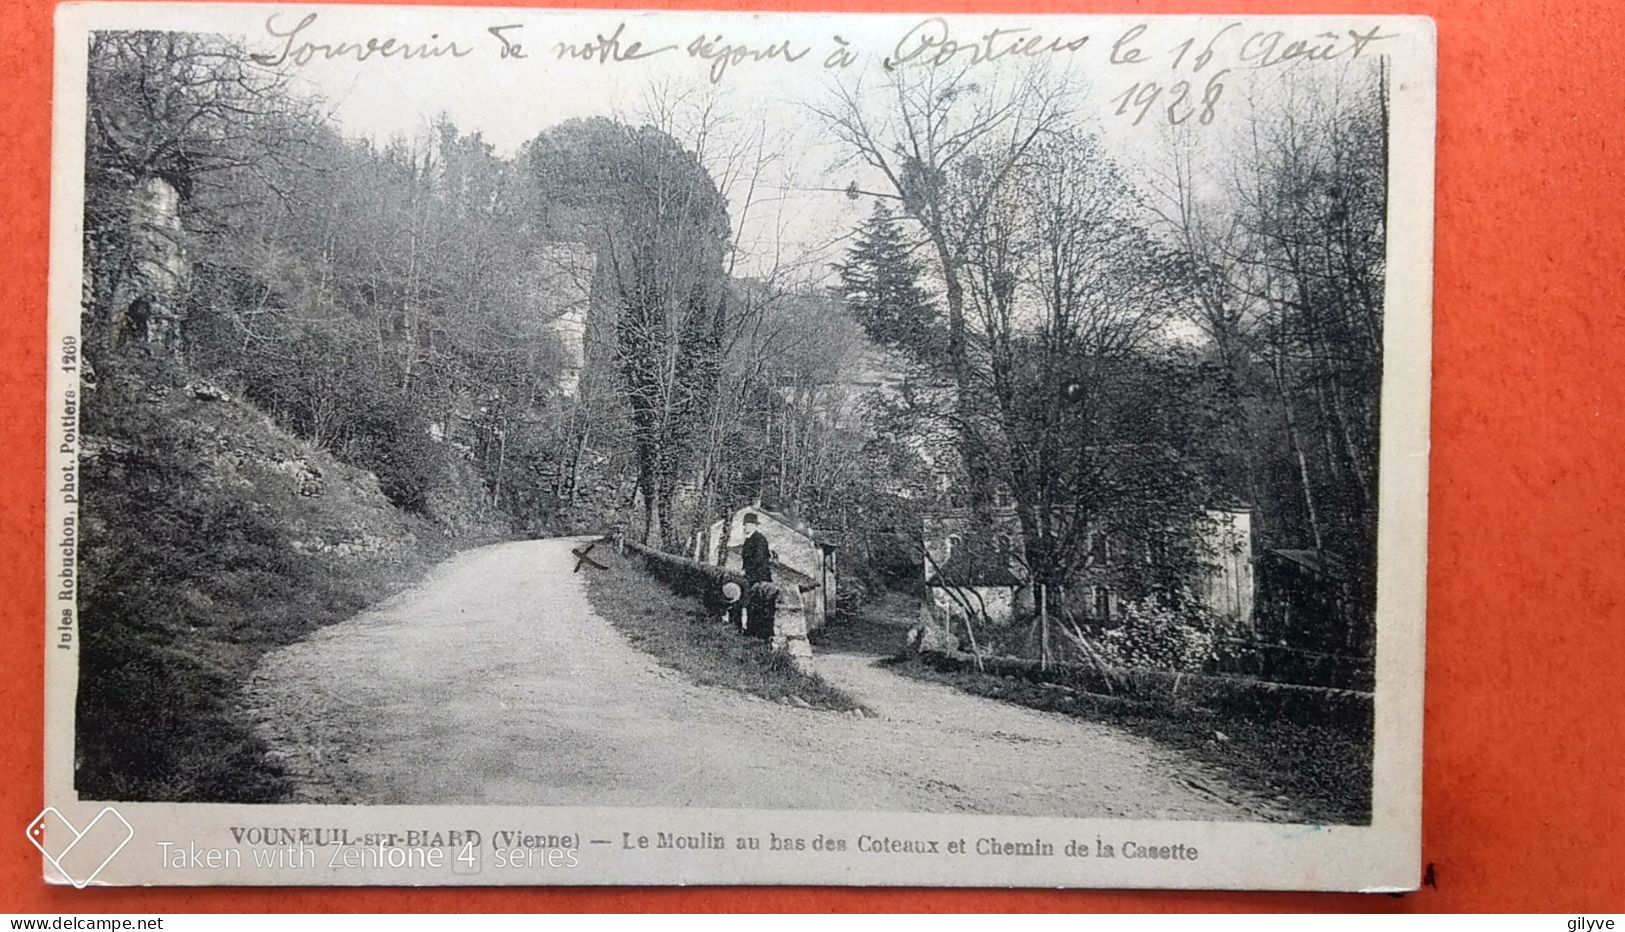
[583,546,866,714]
[885,655,1372,825]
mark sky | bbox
[127,4,1413,284]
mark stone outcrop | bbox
[85,366,435,573]
[268,457,324,497]
[112,175,190,353]
[532,242,597,398]
[184,380,230,402]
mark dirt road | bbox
[249,538,1279,819]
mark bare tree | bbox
[961,130,1199,619]
[1149,63,1389,644]
[84,30,321,354]
[814,63,1069,511]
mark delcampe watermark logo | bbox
[27,806,134,888]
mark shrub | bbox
[1090,601,1217,673]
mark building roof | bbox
[739,504,830,543]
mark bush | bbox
[350,398,445,512]
[1090,601,1217,673]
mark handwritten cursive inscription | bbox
[252,13,474,67]
[687,33,811,83]
[1239,27,1395,68]
[553,22,679,64]
[885,17,1090,69]
[246,10,1402,138]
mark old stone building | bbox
[924,533,1024,625]
[921,505,1254,631]
[695,504,838,630]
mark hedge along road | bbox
[249,537,1288,819]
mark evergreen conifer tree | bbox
[835,202,943,364]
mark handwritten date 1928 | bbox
[1110,70,1227,127]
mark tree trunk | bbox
[1271,349,1324,553]
[937,249,995,513]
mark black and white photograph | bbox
[45,3,1434,889]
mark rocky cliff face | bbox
[532,242,597,398]
[108,175,189,353]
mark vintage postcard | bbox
[43,2,1434,890]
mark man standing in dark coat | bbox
[741,513,774,639]
[742,513,772,584]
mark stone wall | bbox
[913,649,1373,728]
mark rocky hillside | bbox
[76,355,511,801]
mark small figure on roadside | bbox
[721,581,744,633]
[741,513,775,640]
[742,512,772,586]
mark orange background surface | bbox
[1,0,1621,914]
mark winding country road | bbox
[248,538,1284,820]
